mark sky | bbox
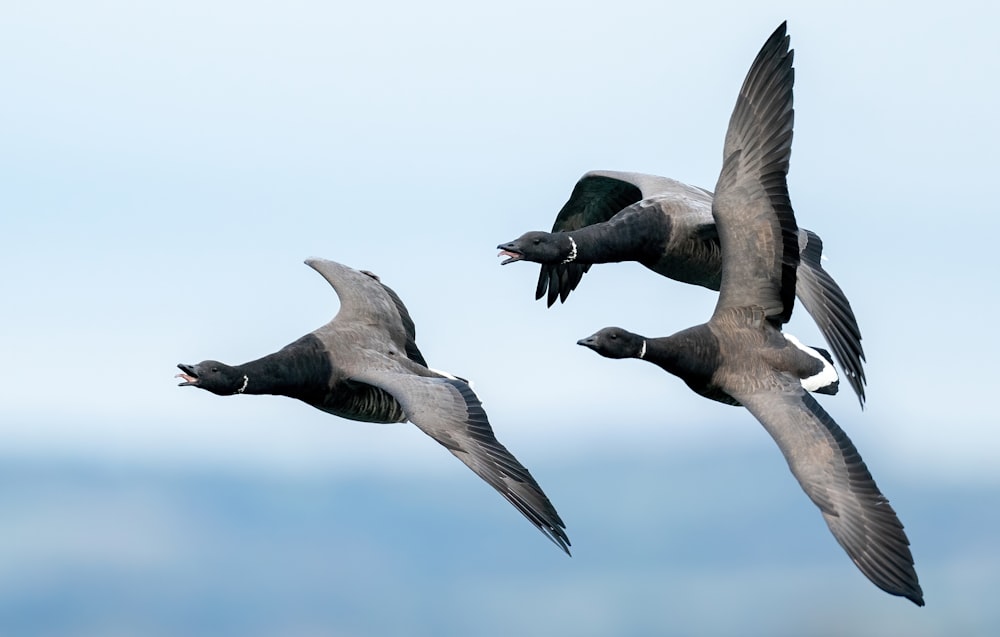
[2,0,999,633]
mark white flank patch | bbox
[429,367,459,380]
[784,334,838,392]
[429,367,476,391]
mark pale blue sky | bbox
[3,1,997,480]
[2,0,999,632]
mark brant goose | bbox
[177,258,570,554]
[498,163,864,405]
[497,172,867,406]
[577,23,922,605]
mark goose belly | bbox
[315,383,408,424]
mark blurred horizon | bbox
[4,443,992,636]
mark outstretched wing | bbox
[374,278,428,368]
[305,258,424,366]
[305,258,397,325]
[732,381,923,605]
[712,22,799,325]
[354,369,571,554]
[794,229,867,406]
[549,171,647,233]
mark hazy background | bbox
[2,1,998,635]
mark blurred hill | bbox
[1,444,993,637]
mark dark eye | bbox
[211,366,219,373]
[610,333,617,340]
[532,238,540,245]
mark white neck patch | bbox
[638,340,647,359]
[784,334,838,392]
[561,236,578,264]
[236,375,249,394]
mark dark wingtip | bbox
[796,230,869,409]
[554,535,572,556]
[535,266,552,305]
[893,578,924,606]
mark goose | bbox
[177,258,570,554]
[576,23,922,605]
[498,158,865,406]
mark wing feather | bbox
[733,383,923,605]
[712,22,798,324]
[794,230,867,406]
[353,370,571,554]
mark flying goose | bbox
[577,23,922,605]
[497,154,865,406]
[177,258,570,554]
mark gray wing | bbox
[550,170,707,235]
[712,22,799,325]
[305,258,396,326]
[733,382,923,605]
[305,258,421,363]
[795,230,867,406]
[537,171,712,306]
[372,278,428,367]
[353,369,571,554]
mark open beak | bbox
[176,363,199,386]
[496,242,524,265]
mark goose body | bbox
[577,23,922,604]
[498,174,866,407]
[178,258,570,554]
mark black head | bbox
[577,327,646,359]
[176,360,246,396]
[497,231,574,265]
